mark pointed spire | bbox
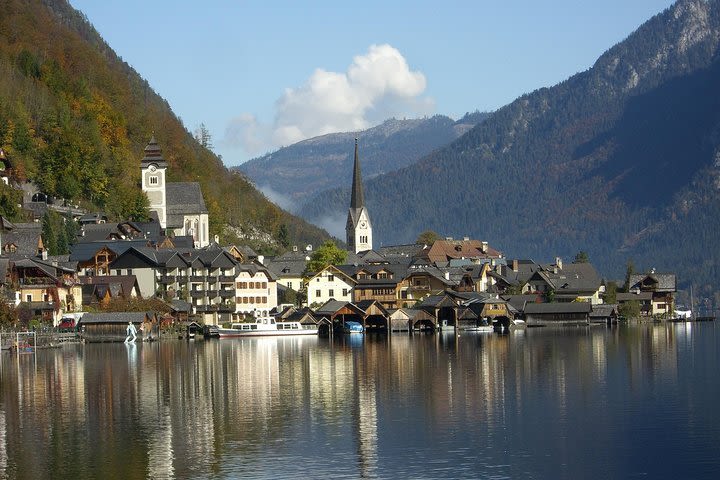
[350,137,364,209]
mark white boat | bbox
[218,317,318,337]
[464,325,494,332]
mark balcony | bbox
[219,275,236,283]
[207,291,219,299]
[189,275,205,282]
[158,275,176,284]
[219,290,235,299]
[190,290,206,299]
[207,276,218,284]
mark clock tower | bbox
[140,136,168,228]
[346,138,373,253]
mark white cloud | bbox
[224,44,433,158]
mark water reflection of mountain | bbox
[0,324,705,478]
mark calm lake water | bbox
[1,322,719,479]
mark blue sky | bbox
[70,0,675,166]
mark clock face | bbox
[149,164,157,172]
[359,221,366,228]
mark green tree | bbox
[64,211,79,246]
[604,281,618,304]
[623,260,635,292]
[0,183,23,220]
[573,251,590,263]
[416,230,440,246]
[278,224,290,249]
[618,300,641,319]
[305,240,347,274]
[0,300,17,328]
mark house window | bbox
[328,274,334,282]
[378,272,387,279]
[287,282,293,289]
[316,290,321,297]
[26,294,32,302]
[329,289,334,298]
[149,175,159,185]
[342,288,348,296]
[261,282,267,289]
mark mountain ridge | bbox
[236,112,489,207]
[300,0,720,299]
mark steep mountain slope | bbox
[0,0,329,253]
[236,113,489,207]
[301,0,720,295]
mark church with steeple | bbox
[346,138,373,253]
[140,136,210,247]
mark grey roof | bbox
[590,304,618,318]
[166,182,208,228]
[76,224,123,242]
[79,312,151,325]
[616,292,653,301]
[265,251,308,278]
[523,303,592,314]
[417,294,457,308]
[171,236,195,248]
[543,263,602,294]
[628,273,677,292]
[2,223,42,256]
[377,243,424,258]
[69,240,150,262]
[314,300,352,316]
[501,294,543,312]
[170,299,192,313]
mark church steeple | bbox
[346,138,372,253]
[350,138,364,209]
[140,136,168,228]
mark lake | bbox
[1,322,719,479]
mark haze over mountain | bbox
[0,0,329,253]
[236,112,489,209]
[301,0,720,296]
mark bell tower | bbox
[346,138,372,253]
[140,136,168,228]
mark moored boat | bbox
[218,317,318,337]
[343,320,364,334]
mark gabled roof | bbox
[355,299,390,317]
[314,300,353,316]
[417,294,457,309]
[628,273,676,292]
[70,240,151,263]
[166,182,208,228]
[306,264,357,285]
[543,262,602,294]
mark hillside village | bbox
[0,138,678,335]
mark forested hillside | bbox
[237,113,489,207]
[301,0,720,301]
[0,0,329,253]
